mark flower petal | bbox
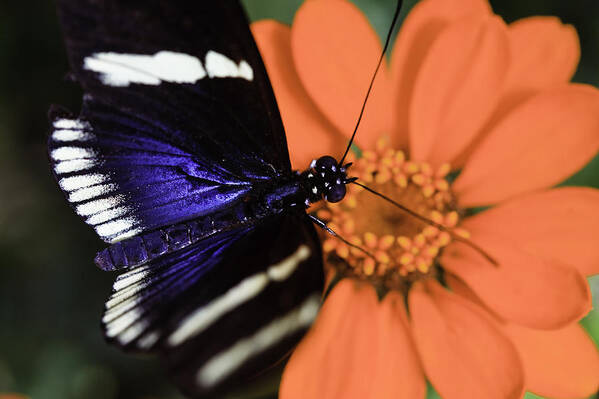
[390,0,492,149]
[371,291,427,399]
[441,229,591,329]
[409,15,509,166]
[454,84,599,207]
[291,0,392,150]
[280,279,426,399]
[504,17,580,94]
[503,323,599,398]
[462,187,599,276]
[252,20,345,169]
[409,280,524,399]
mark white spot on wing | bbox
[68,183,117,202]
[113,268,151,292]
[117,318,149,345]
[197,295,320,387]
[54,159,99,174]
[76,195,124,216]
[94,218,137,239]
[105,307,150,345]
[51,147,96,161]
[267,245,310,281]
[168,274,269,347]
[84,51,207,87]
[167,245,311,347]
[137,330,161,349]
[205,51,253,81]
[59,174,107,191]
[86,206,129,225]
[52,129,94,142]
[53,118,89,130]
[111,227,143,243]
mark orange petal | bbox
[441,229,591,329]
[454,84,599,207]
[280,279,426,399]
[252,20,344,169]
[409,280,524,399]
[291,0,392,150]
[503,323,599,398]
[504,17,580,94]
[371,291,427,399]
[451,17,579,170]
[462,187,599,276]
[390,0,491,150]
[409,15,509,166]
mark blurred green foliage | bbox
[0,0,597,398]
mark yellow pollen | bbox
[342,219,355,234]
[336,244,349,259]
[414,234,426,247]
[316,140,468,288]
[400,253,414,265]
[394,151,405,164]
[435,179,449,192]
[422,184,435,198]
[411,173,426,186]
[430,210,444,224]
[394,174,408,188]
[437,163,451,178]
[363,258,376,276]
[420,163,433,176]
[323,239,337,253]
[345,195,358,209]
[397,236,411,250]
[375,169,392,184]
[364,232,378,248]
[445,211,459,227]
[404,161,419,174]
[379,235,395,250]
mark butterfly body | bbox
[93,171,329,271]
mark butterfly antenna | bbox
[308,214,377,261]
[339,0,404,166]
[351,182,499,267]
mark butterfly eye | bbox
[325,183,346,203]
[315,155,338,172]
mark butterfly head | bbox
[304,155,356,204]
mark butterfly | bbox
[47,0,379,396]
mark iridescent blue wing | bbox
[102,214,323,396]
[49,0,291,242]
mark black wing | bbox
[102,214,323,397]
[50,0,291,242]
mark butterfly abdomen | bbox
[95,177,310,271]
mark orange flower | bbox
[252,0,599,398]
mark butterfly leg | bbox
[307,214,375,260]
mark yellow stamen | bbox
[420,162,433,177]
[397,236,412,250]
[437,163,451,178]
[364,232,378,248]
[379,235,395,250]
[411,173,426,186]
[316,144,470,288]
[323,239,337,253]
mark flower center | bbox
[317,139,469,292]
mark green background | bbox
[0,0,598,398]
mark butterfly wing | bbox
[103,214,323,396]
[51,1,325,394]
[50,0,291,242]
